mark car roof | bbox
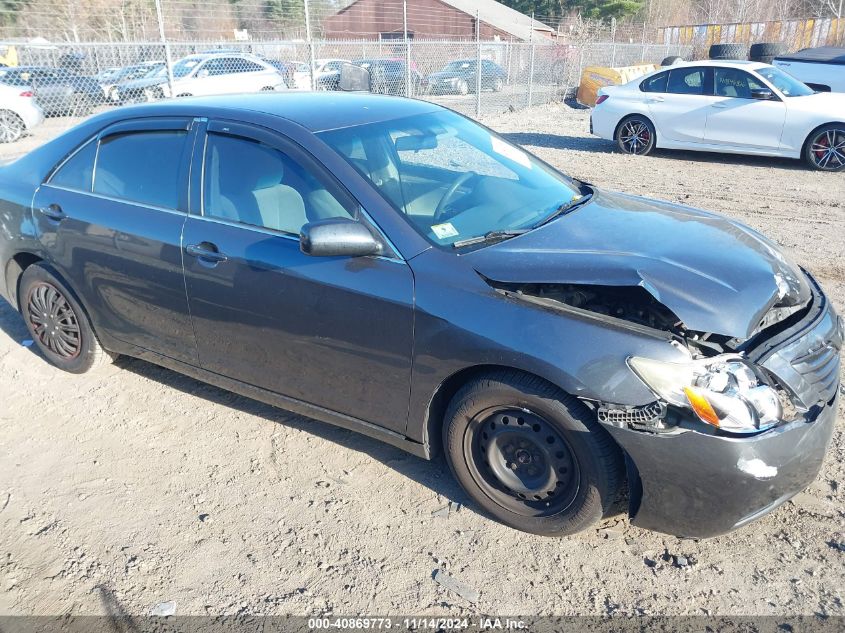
[111,92,443,133]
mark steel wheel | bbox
[619,119,653,155]
[0,110,24,143]
[26,282,82,359]
[808,127,845,171]
[464,407,580,517]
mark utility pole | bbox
[305,0,317,91]
[475,10,482,118]
[153,0,174,98]
[404,0,411,97]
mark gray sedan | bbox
[0,93,840,538]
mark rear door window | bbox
[667,67,706,95]
[94,130,188,209]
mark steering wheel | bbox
[433,172,475,223]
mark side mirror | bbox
[750,88,774,100]
[339,63,370,91]
[300,218,382,257]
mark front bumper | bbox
[606,277,842,539]
[606,396,837,538]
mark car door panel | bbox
[181,120,415,433]
[33,118,198,363]
[704,68,787,150]
[646,67,714,144]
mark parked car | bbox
[264,59,309,90]
[591,60,845,171]
[100,61,165,102]
[319,59,421,95]
[0,93,840,538]
[110,65,169,104]
[313,58,350,81]
[773,46,845,93]
[0,82,44,142]
[424,59,506,95]
[154,53,286,97]
[0,66,101,116]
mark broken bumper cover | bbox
[604,397,837,538]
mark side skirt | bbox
[129,346,429,459]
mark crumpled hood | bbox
[467,189,810,339]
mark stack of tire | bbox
[707,42,788,64]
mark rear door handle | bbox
[186,242,228,263]
[39,204,66,222]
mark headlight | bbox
[628,354,782,434]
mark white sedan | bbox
[590,60,845,171]
[0,82,44,143]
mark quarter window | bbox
[667,67,705,95]
[94,130,187,209]
[49,138,97,191]
[203,132,354,235]
[640,71,668,93]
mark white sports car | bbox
[590,60,845,171]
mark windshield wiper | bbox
[532,191,594,229]
[452,229,529,249]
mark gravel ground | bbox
[0,103,844,618]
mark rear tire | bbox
[442,370,624,536]
[615,115,656,156]
[804,124,845,172]
[749,42,787,63]
[0,109,25,143]
[19,264,114,374]
[708,43,747,60]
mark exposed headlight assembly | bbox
[628,355,782,434]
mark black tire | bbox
[615,115,656,156]
[749,42,787,62]
[708,43,747,60]
[442,370,624,536]
[0,109,25,143]
[803,124,845,172]
[660,55,683,66]
[19,264,114,373]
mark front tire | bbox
[616,115,656,156]
[443,370,624,536]
[804,124,845,171]
[19,264,113,374]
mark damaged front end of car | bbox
[487,273,843,538]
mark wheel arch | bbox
[5,251,43,310]
[801,120,845,157]
[419,363,587,461]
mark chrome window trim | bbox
[41,184,188,217]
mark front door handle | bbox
[39,204,66,222]
[710,102,728,108]
[186,242,228,263]
[646,96,665,103]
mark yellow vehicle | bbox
[0,44,19,68]
[577,64,658,107]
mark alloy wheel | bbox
[0,110,23,143]
[464,408,580,517]
[620,119,651,154]
[27,282,82,359]
[810,128,845,170]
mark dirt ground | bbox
[1,104,844,618]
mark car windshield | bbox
[172,57,202,78]
[756,66,814,97]
[318,110,584,248]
